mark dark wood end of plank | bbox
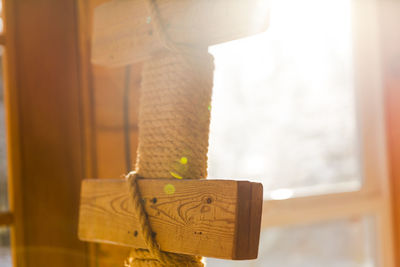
[234,181,263,260]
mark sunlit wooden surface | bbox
[3,0,88,266]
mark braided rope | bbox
[125,0,214,266]
[136,51,213,179]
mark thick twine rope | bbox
[125,0,214,266]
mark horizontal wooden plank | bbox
[91,0,270,66]
[0,212,14,226]
[78,178,263,260]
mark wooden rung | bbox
[91,0,270,66]
[0,212,14,226]
[78,178,263,260]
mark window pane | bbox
[0,50,8,212]
[208,0,360,198]
[207,217,376,267]
[0,227,11,267]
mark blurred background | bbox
[206,0,372,265]
[209,0,358,196]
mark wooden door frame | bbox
[4,0,90,266]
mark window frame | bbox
[259,1,396,266]
[2,0,89,266]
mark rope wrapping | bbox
[136,50,214,179]
[125,0,214,265]
[125,49,214,266]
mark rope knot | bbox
[125,172,204,266]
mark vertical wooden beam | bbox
[380,1,400,266]
[76,0,142,265]
[75,0,98,265]
[3,0,26,265]
[4,0,89,266]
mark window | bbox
[207,0,394,266]
[208,217,376,266]
[209,0,358,197]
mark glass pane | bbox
[207,217,376,267]
[0,49,8,212]
[208,0,360,198]
[0,227,11,267]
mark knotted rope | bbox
[125,0,214,266]
[125,172,204,267]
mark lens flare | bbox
[180,157,188,165]
[164,184,176,195]
[170,171,183,179]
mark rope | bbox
[136,50,213,179]
[125,172,204,267]
[125,0,214,266]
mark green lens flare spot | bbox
[170,171,183,179]
[180,157,188,165]
[208,105,211,111]
[164,184,176,195]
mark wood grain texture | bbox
[79,179,263,260]
[91,0,270,66]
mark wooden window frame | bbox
[3,0,89,266]
[261,1,397,266]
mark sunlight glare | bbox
[208,0,357,198]
[270,188,294,200]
